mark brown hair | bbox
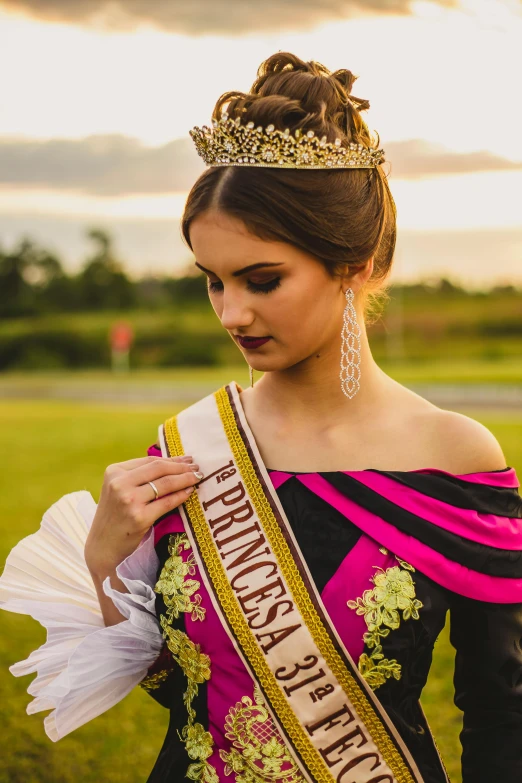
[181,52,397,325]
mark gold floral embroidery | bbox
[160,617,211,708]
[155,533,206,622]
[159,615,217,781]
[220,684,304,782]
[185,723,218,782]
[153,531,216,782]
[347,556,423,691]
[139,669,170,692]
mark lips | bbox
[236,335,272,349]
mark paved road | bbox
[0,379,521,411]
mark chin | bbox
[251,355,301,374]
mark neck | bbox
[247,319,393,432]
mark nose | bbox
[219,289,255,332]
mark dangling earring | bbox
[249,365,254,388]
[340,287,361,398]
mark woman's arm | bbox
[89,566,128,626]
[0,451,205,739]
[85,453,202,626]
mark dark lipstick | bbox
[236,336,272,349]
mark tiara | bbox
[189,112,385,170]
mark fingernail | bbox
[181,455,193,462]
[187,463,199,471]
[185,486,195,495]
[193,471,204,480]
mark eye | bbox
[207,278,281,295]
[246,278,281,294]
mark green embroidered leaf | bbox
[347,553,423,690]
[181,579,201,597]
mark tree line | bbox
[0,228,207,318]
[1,227,520,320]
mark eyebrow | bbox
[194,261,284,277]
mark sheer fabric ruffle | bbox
[0,490,163,741]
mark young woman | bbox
[2,52,522,783]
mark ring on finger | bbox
[148,480,159,501]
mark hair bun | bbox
[211,51,377,151]
[331,69,357,95]
[255,52,327,79]
[331,69,371,112]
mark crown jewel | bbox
[189,112,385,170]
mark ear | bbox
[342,256,374,295]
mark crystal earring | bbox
[340,287,361,398]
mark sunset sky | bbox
[0,0,521,288]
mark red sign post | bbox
[110,321,134,373]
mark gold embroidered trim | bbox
[139,669,170,692]
[160,615,218,782]
[220,684,305,782]
[163,388,418,783]
[215,387,416,781]
[139,534,205,703]
[347,558,423,691]
[152,523,215,780]
[155,532,206,623]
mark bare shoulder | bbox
[382,375,507,473]
[428,407,508,474]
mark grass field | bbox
[0,399,521,782]
[1,356,522,389]
[2,288,522,371]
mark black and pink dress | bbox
[1,443,522,783]
[141,444,522,783]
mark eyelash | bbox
[207,278,281,295]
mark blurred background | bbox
[0,0,521,781]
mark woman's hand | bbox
[85,454,203,578]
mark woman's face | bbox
[189,209,363,373]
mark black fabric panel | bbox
[367,468,522,517]
[140,533,184,709]
[450,593,522,782]
[320,471,522,579]
[273,474,363,593]
[145,531,209,782]
[364,569,452,783]
[274,473,451,782]
[146,665,197,782]
[140,643,178,710]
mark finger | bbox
[115,455,194,472]
[137,470,203,505]
[126,458,200,487]
[142,483,198,525]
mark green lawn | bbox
[0,399,521,782]
[1,356,522,387]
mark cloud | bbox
[386,139,522,179]
[0,0,459,35]
[0,134,205,195]
[1,134,521,195]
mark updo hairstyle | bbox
[181,52,397,325]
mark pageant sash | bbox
[158,382,426,783]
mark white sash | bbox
[158,381,426,783]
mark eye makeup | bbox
[207,278,281,295]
